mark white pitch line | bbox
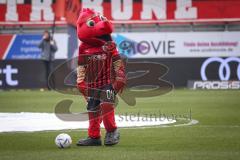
[0,112,178,132]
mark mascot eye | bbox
[86,20,95,27]
[100,15,107,21]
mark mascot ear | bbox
[81,8,95,14]
[86,8,92,12]
[77,8,96,26]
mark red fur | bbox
[76,8,119,138]
[76,8,113,46]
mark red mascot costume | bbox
[76,8,126,146]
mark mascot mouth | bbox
[96,34,112,42]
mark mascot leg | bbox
[101,103,120,146]
[76,98,102,146]
[88,111,102,138]
[101,103,117,131]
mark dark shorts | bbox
[87,84,116,111]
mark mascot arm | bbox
[77,46,88,97]
[112,53,126,94]
[76,65,87,97]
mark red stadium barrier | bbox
[0,0,240,26]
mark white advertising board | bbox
[112,32,240,58]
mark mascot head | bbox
[76,8,113,45]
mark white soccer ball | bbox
[55,133,72,148]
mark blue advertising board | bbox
[6,35,42,60]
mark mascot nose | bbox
[97,21,113,34]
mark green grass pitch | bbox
[0,89,240,160]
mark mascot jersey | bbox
[76,8,126,139]
[76,8,125,92]
[78,42,120,89]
